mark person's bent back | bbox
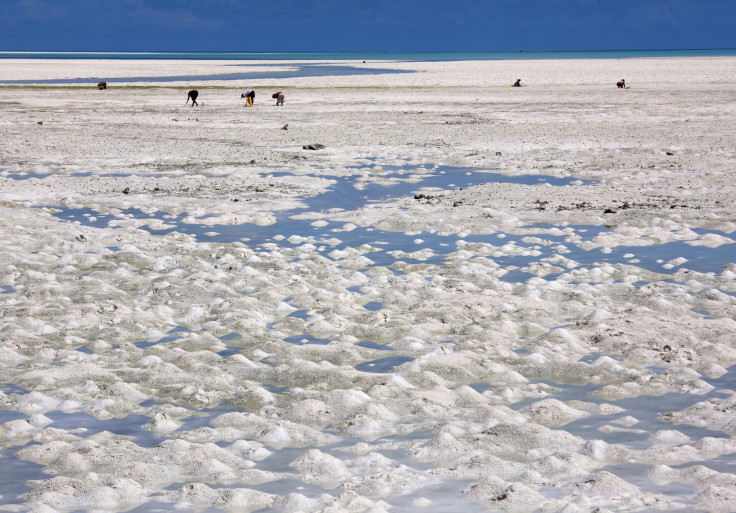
[187,90,199,106]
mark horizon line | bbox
[1,48,735,55]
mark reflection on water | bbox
[355,356,415,373]
[0,448,45,507]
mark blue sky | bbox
[2,0,734,52]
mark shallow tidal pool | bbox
[2,162,736,513]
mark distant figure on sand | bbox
[513,79,521,87]
[187,90,199,106]
[273,92,284,106]
[242,90,255,107]
[97,82,107,90]
[617,79,626,88]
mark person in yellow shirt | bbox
[242,90,255,107]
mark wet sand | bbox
[1,57,735,512]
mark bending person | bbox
[242,90,255,107]
[187,90,199,106]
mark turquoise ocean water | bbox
[1,49,736,60]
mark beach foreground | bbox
[1,57,736,512]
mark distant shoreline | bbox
[2,53,735,87]
[1,49,736,61]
